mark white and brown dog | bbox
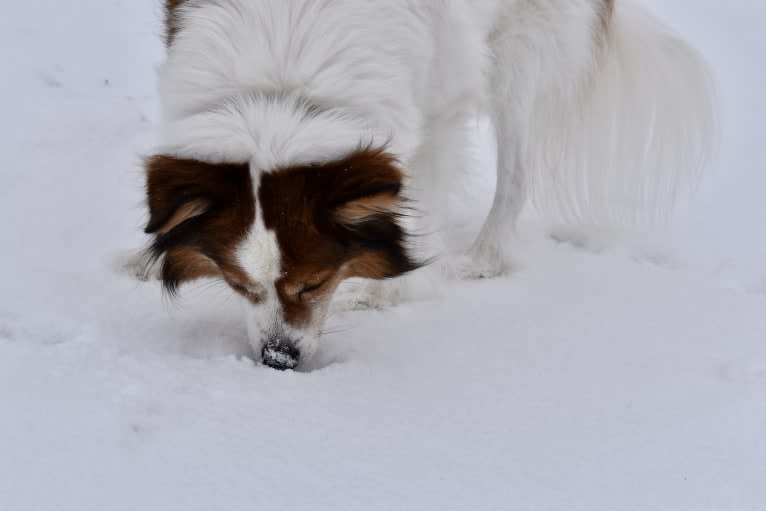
[127,0,714,369]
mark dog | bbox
[127,0,714,369]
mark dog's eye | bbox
[230,282,264,303]
[299,278,330,298]
[302,279,328,294]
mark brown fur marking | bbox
[258,148,418,327]
[144,155,258,300]
[144,149,419,327]
[162,247,221,282]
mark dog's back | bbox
[159,0,503,161]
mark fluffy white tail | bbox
[527,1,716,226]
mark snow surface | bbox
[1,1,765,510]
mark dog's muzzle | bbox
[261,339,300,370]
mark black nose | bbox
[261,341,300,370]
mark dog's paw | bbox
[450,251,510,280]
[109,248,162,281]
[549,226,614,252]
[332,276,425,312]
[344,280,406,310]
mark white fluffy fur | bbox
[523,1,716,226]
[160,0,714,240]
[159,93,385,171]
[150,0,716,352]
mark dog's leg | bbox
[475,0,715,238]
[458,106,529,279]
[457,16,542,279]
[460,0,633,278]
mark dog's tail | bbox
[526,1,716,227]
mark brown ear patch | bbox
[143,155,254,295]
[344,251,402,281]
[161,247,221,287]
[334,192,399,225]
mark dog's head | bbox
[143,147,419,368]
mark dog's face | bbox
[144,148,419,368]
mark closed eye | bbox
[301,278,329,295]
[229,282,265,303]
[296,276,335,302]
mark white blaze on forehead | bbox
[235,171,324,362]
[236,173,285,347]
[236,173,282,293]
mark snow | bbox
[1,1,765,510]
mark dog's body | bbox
[134,0,714,368]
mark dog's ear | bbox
[142,155,252,294]
[144,155,217,236]
[144,155,251,236]
[328,148,404,225]
[333,182,401,225]
[326,149,422,279]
